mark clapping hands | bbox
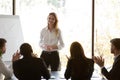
[12,50,21,62]
[93,56,104,67]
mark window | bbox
[1,0,120,78]
[15,0,92,68]
[94,0,120,77]
[0,0,12,15]
[95,0,120,67]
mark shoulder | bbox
[0,58,3,63]
[68,58,74,61]
[32,58,45,64]
[86,58,94,62]
[117,55,120,61]
[86,58,94,66]
[33,57,43,61]
[41,27,47,32]
[68,58,79,63]
[28,57,43,62]
[43,27,47,30]
[0,58,5,66]
[13,59,22,67]
[57,28,63,36]
[13,59,23,64]
[57,28,61,33]
[67,59,73,63]
[115,56,120,66]
[13,58,44,65]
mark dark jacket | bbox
[13,57,50,80]
[102,55,120,80]
[64,58,94,80]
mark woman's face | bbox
[48,15,56,26]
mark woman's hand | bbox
[48,45,58,51]
[12,50,21,62]
[43,44,58,51]
[93,56,104,67]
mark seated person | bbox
[12,43,50,80]
[64,41,94,80]
[0,38,13,80]
[94,38,120,80]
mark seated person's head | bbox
[110,38,120,54]
[0,38,7,55]
[110,38,120,50]
[20,43,33,57]
[70,41,85,59]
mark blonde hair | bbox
[48,12,59,36]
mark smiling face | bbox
[48,14,56,28]
[47,12,58,30]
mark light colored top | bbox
[0,57,13,80]
[39,27,64,51]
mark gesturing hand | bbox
[93,56,104,67]
[12,50,21,62]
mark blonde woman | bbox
[39,12,64,71]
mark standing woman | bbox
[39,12,64,71]
[64,41,94,80]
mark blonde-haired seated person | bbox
[0,38,13,80]
[64,41,94,80]
[12,43,50,80]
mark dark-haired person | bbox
[94,38,120,80]
[0,38,13,80]
[12,43,50,80]
[39,12,64,71]
[64,41,94,80]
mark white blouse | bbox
[39,27,64,51]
